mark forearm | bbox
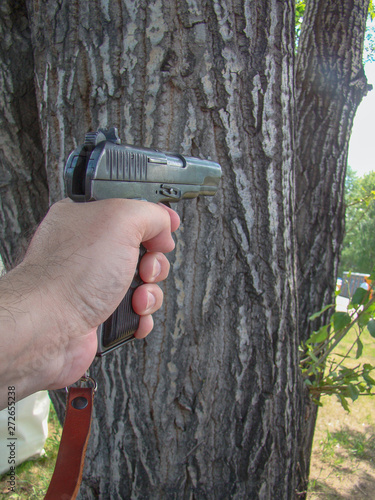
[0,265,65,409]
[0,260,101,411]
[0,267,43,408]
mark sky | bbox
[347,60,375,177]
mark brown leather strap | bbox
[45,387,94,500]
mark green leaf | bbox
[309,351,320,363]
[308,325,329,344]
[347,384,360,402]
[370,2,375,21]
[337,393,350,412]
[367,319,375,338]
[356,338,363,359]
[350,287,369,307]
[358,382,367,393]
[309,304,334,321]
[358,310,373,328]
[332,312,351,331]
[363,371,375,386]
[312,398,323,407]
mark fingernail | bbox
[151,259,161,280]
[147,291,156,310]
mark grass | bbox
[307,324,375,499]
[307,399,375,499]
[334,322,375,362]
[0,401,61,499]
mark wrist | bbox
[0,265,74,408]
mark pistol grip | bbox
[96,245,146,356]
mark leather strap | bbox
[45,386,94,500]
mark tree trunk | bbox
[296,0,370,342]
[294,1,370,494]
[0,0,370,498]
[0,0,48,269]
[26,0,301,497]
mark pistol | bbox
[64,127,221,355]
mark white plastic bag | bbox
[0,391,50,474]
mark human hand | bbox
[0,199,179,405]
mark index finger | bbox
[157,203,180,233]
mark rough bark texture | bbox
[0,0,369,498]
[294,1,370,494]
[0,0,48,269]
[296,0,370,338]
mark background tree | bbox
[339,169,375,274]
[0,0,371,498]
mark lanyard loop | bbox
[45,378,96,499]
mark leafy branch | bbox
[345,189,375,209]
[300,273,375,411]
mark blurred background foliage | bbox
[339,169,375,275]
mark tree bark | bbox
[0,0,48,269]
[0,0,370,498]
[296,0,370,339]
[294,0,370,495]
